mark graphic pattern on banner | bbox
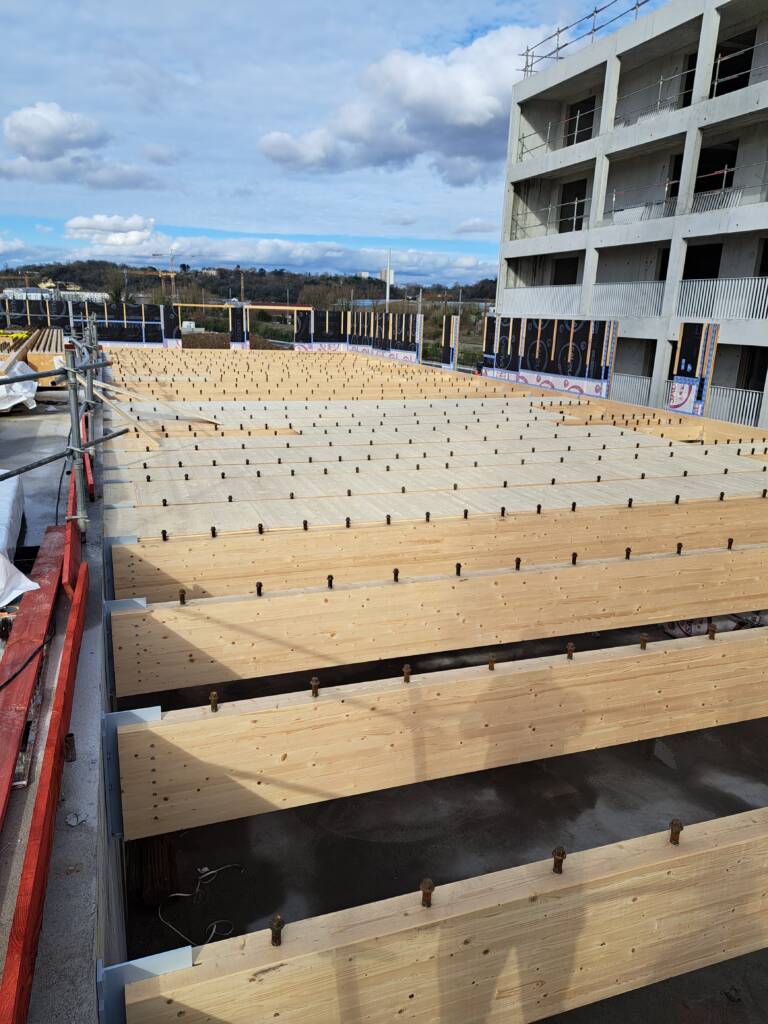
[666,322,720,417]
[481,316,618,397]
[1,296,177,344]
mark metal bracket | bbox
[102,706,161,838]
[96,946,192,1024]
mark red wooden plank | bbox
[0,561,89,1024]
[61,475,80,602]
[0,527,64,833]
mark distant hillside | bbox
[5,260,496,307]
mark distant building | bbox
[498,0,768,427]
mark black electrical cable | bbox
[0,628,53,693]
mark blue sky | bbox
[0,0,667,283]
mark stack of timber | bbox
[0,327,65,381]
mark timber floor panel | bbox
[110,496,768,601]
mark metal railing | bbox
[518,102,602,160]
[501,284,583,316]
[602,192,678,225]
[600,159,768,226]
[521,0,653,76]
[614,64,694,129]
[592,280,665,318]
[711,38,768,98]
[510,195,592,238]
[707,385,763,426]
[677,277,768,320]
[610,372,652,406]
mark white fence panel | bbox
[677,277,768,319]
[501,286,583,316]
[610,372,652,406]
[592,281,664,318]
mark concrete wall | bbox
[596,243,664,283]
[712,343,741,386]
[615,336,655,374]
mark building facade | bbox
[496,0,768,426]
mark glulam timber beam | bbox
[124,808,768,1024]
[118,627,768,838]
[111,546,768,696]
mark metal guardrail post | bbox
[65,348,89,536]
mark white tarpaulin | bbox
[0,360,37,412]
[0,468,38,606]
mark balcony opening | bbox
[559,179,588,233]
[657,247,671,282]
[552,257,580,285]
[668,153,684,199]
[683,243,722,280]
[564,96,596,147]
[713,345,768,391]
[695,140,738,193]
[680,52,697,108]
[758,239,768,277]
[711,29,756,98]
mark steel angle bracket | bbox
[97,946,193,1024]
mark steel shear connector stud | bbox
[488,655,496,672]
[640,633,648,651]
[552,846,567,874]
[403,664,412,683]
[708,622,717,641]
[310,676,320,698]
[566,642,575,660]
[209,691,218,713]
[393,568,399,583]
[327,574,334,590]
[420,878,435,908]
[179,589,186,606]
[669,819,684,845]
[270,913,285,946]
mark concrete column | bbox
[650,233,689,408]
[648,333,672,408]
[589,153,611,229]
[580,247,600,316]
[599,55,621,135]
[758,367,768,428]
[676,127,703,214]
[691,4,721,103]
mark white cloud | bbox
[3,101,108,161]
[258,23,551,185]
[35,223,54,234]
[0,237,24,257]
[0,154,163,190]
[67,218,495,282]
[65,213,156,247]
[454,217,497,234]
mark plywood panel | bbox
[124,808,768,1024]
[110,547,768,696]
[118,627,768,838]
[112,496,768,601]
